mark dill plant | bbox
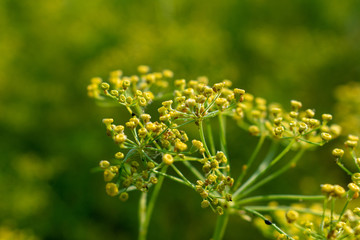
[87,66,357,240]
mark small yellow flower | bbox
[99,160,110,169]
[285,210,299,223]
[162,154,174,165]
[106,183,119,197]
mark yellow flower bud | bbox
[216,206,224,215]
[104,169,116,181]
[162,154,174,165]
[101,82,110,90]
[115,152,124,159]
[248,125,260,136]
[192,140,204,149]
[334,185,346,198]
[321,132,332,141]
[114,125,125,133]
[321,184,334,194]
[305,109,315,118]
[138,128,148,138]
[298,122,308,133]
[138,97,147,107]
[330,124,342,137]
[137,65,150,74]
[322,114,333,122]
[140,114,151,123]
[348,183,360,192]
[163,69,174,78]
[91,77,102,84]
[102,118,114,125]
[285,210,299,223]
[290,100,302,109]
[352,173,360,185]
[119,192,129,202]
[332,148,344,158]
[348,135,359,141]
[106,183,119,197]
[114,134,127,144]
[345,140,357,148]
[213,82,224,92]
[201,200,210,208]
[175,140,188,152]
[99,160,110,169]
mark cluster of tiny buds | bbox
[234,98,340,148]
[99,155,159,200]
[87,66,175,112]
[321,183,351,198]
[194,151,233,214]
[170,77,245,120]
[332,134,360,171]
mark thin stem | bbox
[233,141,291,198]
[234,134,266,190]
[138,192,147,240]
[236,194,324,206]
[170,164,194,188]
[320,197,328,232]
[151,169,190,187]
[206,120,216,155]
[182,161,205,181]
[351,150,360,171]
[198,120,212,157]
[237,150,305,199]
[140,166,168,240]
[212,211,229,240]
[336,160,353,176]
[242,205,323,217]
[329,197,335,235]
[338,198,350,221]
[294,223,325,239]
[218,113,227,157]
[243,207,295,240]
[267,139,296,168]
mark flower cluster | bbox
[89,66,342,240]
[233,97,341,149]
[87,66,174,111]
[90,66,246,211]
[251,134,360,239]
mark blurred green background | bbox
[1,0,360,239]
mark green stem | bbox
[233,141,292,198]
[243,207,295,240]
[320,197,328,232]
[182,161,205,181]
[151,168,191,187]
[234,134,266,190]
[242,205,323,217]
[140,166,168,240]
[267,139,296,168]
[170,164,194,188]
[218,113,227,157]
[329,197,335,235]
[338,198,350,221]
[351,150,360,172]
[198,120,212,157]
[294,223,324,239]
[212,211,229,240]
[236,194,324,206]
[206,120,216,155]
[237,150,305,199]
[336,160,353,176]
[138,192,147,240]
